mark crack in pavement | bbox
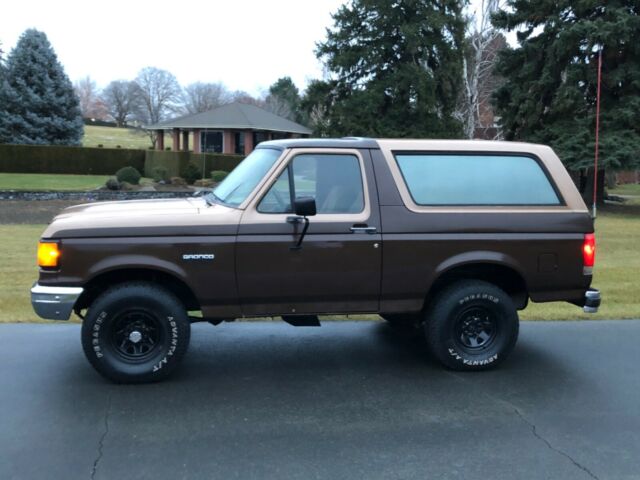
[90,393,112,480]
[445,370,600,480]
[513,408,600,480]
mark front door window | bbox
[258,153,365,214]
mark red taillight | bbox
[583,233,596,268]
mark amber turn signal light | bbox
[37,241,60,268]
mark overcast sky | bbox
[1,0,506,96]
[1,0,346,95]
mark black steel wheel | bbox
[110,310,164,362]
[424,280,519,371]
[81,282,191,383]
[453,306,498,351]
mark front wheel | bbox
[424,280,519,371]
[81,282,191,383]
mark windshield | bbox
[211,148,282,207]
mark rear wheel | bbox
[81,282,191,383]
[424,280,519,371]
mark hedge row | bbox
[144,150,244,178]
[0,144,145,175]
[0,144,245,177]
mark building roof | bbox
[146,102,312,135]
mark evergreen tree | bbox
[493,1,640,173]
[0,42,5,81]
[265,77,302,122]
[311,0,466,138]
[0,29,83,145]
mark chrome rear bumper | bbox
[583,288,601,314]
[31,283,83,320]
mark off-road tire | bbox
[424,280,519,371]
[81,282,191,383]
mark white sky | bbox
[1,0,510,96]
[0,0,346,95]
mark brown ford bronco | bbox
[31,138,600,383]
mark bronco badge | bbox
[182,254,215,261]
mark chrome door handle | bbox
[350,226,377,234]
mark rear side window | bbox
[394,153,561,206]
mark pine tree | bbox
[265,77,302,123]
[0,29,83,145]
[0,42,5,81]
[311,0,466,138]
[493,1,640,173]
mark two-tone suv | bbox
[31,138,600,383]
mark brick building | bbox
[147,102,312,155]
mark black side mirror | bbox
[287,197,316,250]
[294,197,316,217]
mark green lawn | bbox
[1,207,638,323]
[0,173,109,191]
[520,206,640,320]
[82,125,152,149]
[1,224,44,322]
[609,183,640,196]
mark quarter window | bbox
[258,154,365,214]
[394,154,561,206]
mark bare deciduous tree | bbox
[74,76,107,120]
[264,95,294,120]
[230,90,266,108]
[134,67,182,144]
[101,80,141,127]
[181,82,231,114]
[134,67,182,126]
[455,0,506,139]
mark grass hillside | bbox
[82,125,195,150]
[82,125,152,149]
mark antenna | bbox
[201,129,207,182]
[592,46,603,219]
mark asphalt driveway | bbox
[1,320,639,480]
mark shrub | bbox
[211,170,229,182]
[152,167,169,182]
[115,166,142,185]
[180,162,202,185]
[170,177,187,186]
[194,179,214,188]
[105,178,120,190]
[144,150,243,178]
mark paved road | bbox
[1,321,639,480]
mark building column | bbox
[171,128,180,151]
[223,130,235,155]
[244,130,254,155]
[156,130,164,150]
[193,129,201,153]
[182,131,189,151]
